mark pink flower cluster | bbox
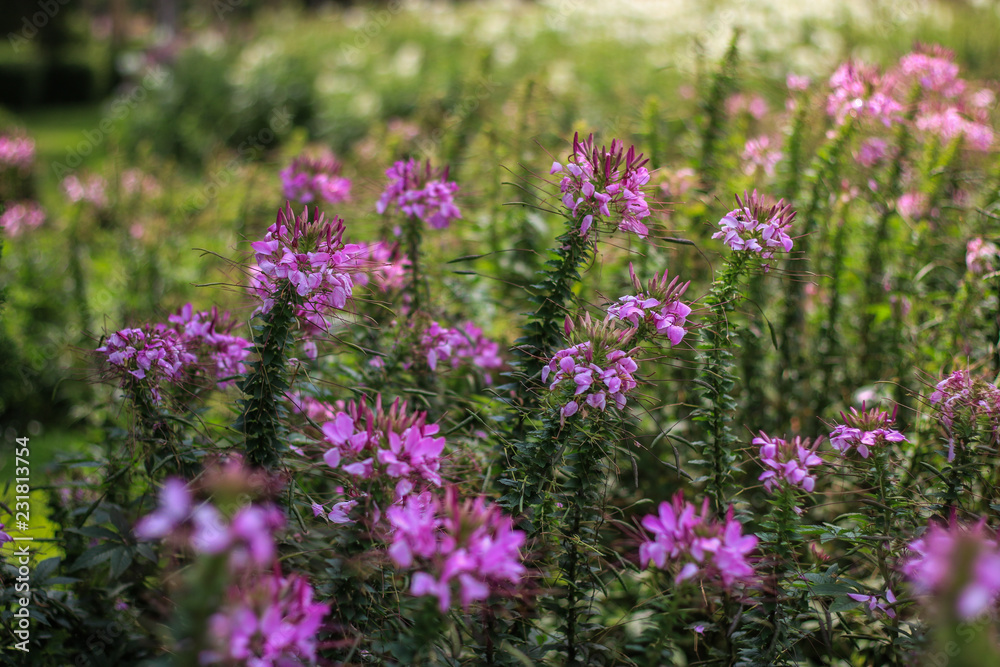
[202,572,329,667]
[754,432,824,494]
[607,270,692,345]
[639,493,757,588]
[250,204,357,328]
[828,403,907,459]
[280,151,352,205]
[120,168,161,198]
[549,132,652,238]
[929,370,1000,461]
[167,303,251,383]
[915,108,994,151]
[741,136,782,176]
[420,321,504,381]
[376,158,461,229]
[97,326,194,401]
[61,173,108,208]
[726,93,768,120]
[899,50,964,97]
[0,201,44,237]
[901,518,1000,619]
[826,61,903,127]
[386,489,526,612]
[135,477,285,569]
[541,341,639,422]
[966,238,999,275]
[0,134,35,171]
[712,190,795,269]
[321,397,446,499]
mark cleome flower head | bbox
[607,263,693,345]
[639,493,757,589]
[712,190,795,271]
[828,402,907,459]
[549,132,652,239]
[376,158,461,229]
[754,432,824,494]
[542,318,640,424]
[928,370,1000,462]
[202,571,330,666]
[901,517,1000,620]
[97,326,196,402]
[387,487,526,612]
[249,203,358,330]
[280,149,352,205]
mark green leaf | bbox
[70,543,119,571]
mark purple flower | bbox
[0,523,14,544]
[966,238,999,275]
[828,403,907,459]
[389,488,526,613]
[249,204,358,334]
[901,519,1000,619]
[928,370,1000,461]
[0,133,35,172]
[550,133,652,238]
[167,304,250,386]
[826,61,902,127]
[754,432,824,494]
[0,201,44,237]
[848,589,897,619]
[134,478,193,539]
[542,341,639,422]
[203,572,329,666]
[97,326,197,402]
[639,493,757,589]
[280,150,352,205]
[376,159,461,229]
[711,190,796,270]
[741,136,782,176]
[61,173,108,208]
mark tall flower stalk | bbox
[698,191,796,512]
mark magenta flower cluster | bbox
[966,238,999,275]
[607,292,692,346]
[901,518,1000,619]
[829,403,907,459]
[826,61,903,127]
[376,158,461,229]
[754,432,824,494]
[0,201,45,237]
[280,151,352,205]
[639,493,757,588]
[541,341,639,422]
[420,321,504,381]
[386,488,526,612]
[712,190,795,269]
[61,173,108,208]
[250,204,357,331]
[98,304,250,400]
[97,326,194,402]
[848,589,897,619]
[135,478,285,569]
[202,572,329,667]
[549,132,651,238]
[321,397,446,500]
[167,304,251,383]
[741,136,783,177]
[0,134,35,171]
[345,240,408,292]
[929,370,1000,461]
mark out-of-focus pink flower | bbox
[419,321,504,382]
[0,134,35,171]
[387,488,526,613]
[896,191,928,220]
[787,74,811,91]
[377,158,461,229]
[741,136,782,176]
[203,572,329,666]
[856,138,888,167]
[639,493,757,588]
[0,201,45,236]
[902,518,1000,619]
[281,150,352,205]
[826,61,902,127]
[966,238,999,275]
[61,173,108,208]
